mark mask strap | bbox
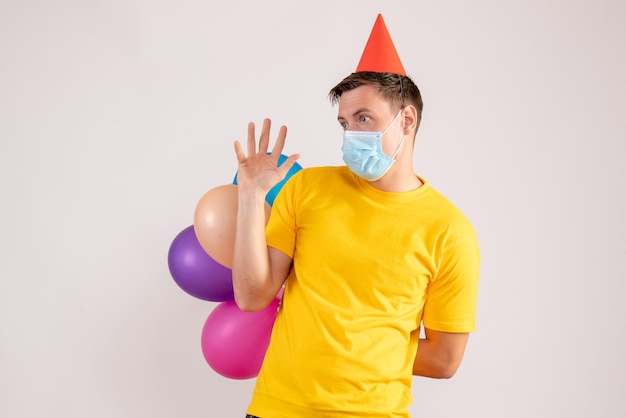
[381,111,403,135]
[391,135,406,159]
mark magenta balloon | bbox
[201,298,280,379]
[167,225,234,302]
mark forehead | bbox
[337,84,392,118]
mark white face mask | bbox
[341,111,405,181]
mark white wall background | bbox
[1,0,625,417]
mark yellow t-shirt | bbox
[248,166,480,418]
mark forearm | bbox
[232,188,274,311]
[231,118,297,311]
[412,330,469,378]
[413,339,455,378]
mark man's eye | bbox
[340,122,348,129]
[360,116,370,123]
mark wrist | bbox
[237,186,267,205]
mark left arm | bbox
[412,327,469,378]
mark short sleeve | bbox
[422,232,480,333]
[265,172,300,259]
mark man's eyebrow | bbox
[337,108,372,121]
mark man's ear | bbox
[401,105,419,134]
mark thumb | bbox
[277,154,301,178]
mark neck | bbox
[368,164,423,192]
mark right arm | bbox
[232,118,299,311]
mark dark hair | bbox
[328,72,423,122]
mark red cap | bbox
[356,14,406,76]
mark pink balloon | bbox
[200,298,280,379]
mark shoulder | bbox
[298,165,348,178]
[288,166,352,187]
[420,180,478,247]
[276,166,351,205]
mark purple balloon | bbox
[168,225,234,302]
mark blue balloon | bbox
[233,153,302,206]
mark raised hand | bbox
[233,118,300,196]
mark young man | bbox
[232,14,480,418]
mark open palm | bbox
[234,118,300,195]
